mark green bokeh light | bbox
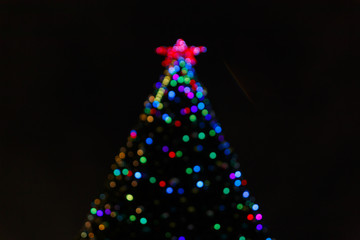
[189,115,197,122]
[140,217,147,224]
[170,80,177,87]
[223,187,230,195]
[184,76,190,84]
[122,168,129,175]
[214,223,221,230]
[202,109,209,116]
[165,117,172,124]
[140,156,147,164]
[183,135,190,142]
[198,132,206,140]
[176,151,183,157]
[149,177,156,183]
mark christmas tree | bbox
[77,39,272,240]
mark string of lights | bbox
[77,39,272,240]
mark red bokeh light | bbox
[155,39,206,67]
[169,151,176,158]
[247,214,254,221]
[159,181,166,187]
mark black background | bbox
[1,0,360,239]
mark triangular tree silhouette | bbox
[77,39,272,240]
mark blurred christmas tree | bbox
[77,39,272,240]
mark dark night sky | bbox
[1,1,360,239]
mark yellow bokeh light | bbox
[132,160,139,167]
[119,152,125,159]
[139,113,147,121]
[99,224,105,231]
[126,194,134,201]
[156,126,163,133]
[137,149,144,156]
[109,181,116,188]
[94,199,101,205]
[147,115,154,123]
[135,207,142,214]
[85,221,91,228]
[187,206,195,212]
[115,158,122,165]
